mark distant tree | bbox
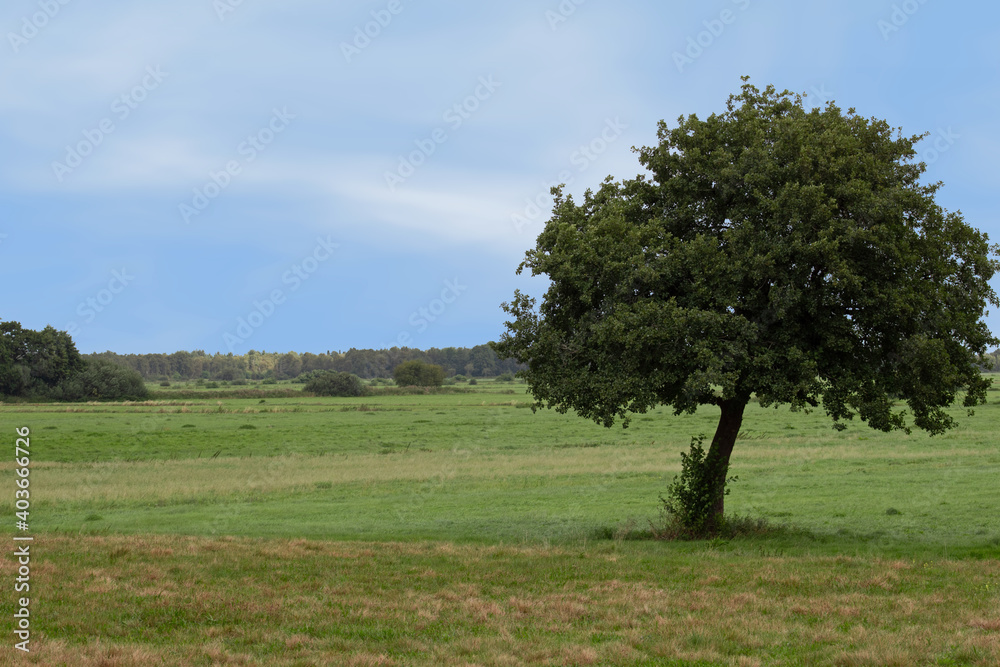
[0,321,29,395]
[275,351,303,380]
[393,360,445,387]
[304,371,365,397]
[1,322,147,401]
[0,321,85,397]
[55,359,150,401]
[493,79,999,533]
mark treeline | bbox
[85,345,524,381]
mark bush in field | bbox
[304,371,365,397]
[54,359,150,401]
[295,370,326,385]
[393,360,445,387]
[495,372,515,382]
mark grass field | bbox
[2,380,1000,665]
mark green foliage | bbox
[53,359,150,401]
[0,321,85,397]
[658,436,737,537]
[84,344,523,382]
[295,369,326,384]
[468,378,478,386]
[494,78,998,435]
[304,371,366,397]
[393,360,446,387]
[1,322,147,401]
[274,351,303,380]
[495,372,515,382]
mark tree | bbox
[1,322,146,401]
[492,79,999,529]
[0,321,30,396]
[0,321,85,397]
[275,351,303,380]
[393,360,445,387]
[54,359,149,401]
[304,371,365,397]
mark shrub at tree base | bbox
[304,371,366,397]
[658,436,738,538]
[393,360,445,387]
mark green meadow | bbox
[2,380,1000,665]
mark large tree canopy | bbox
[493,79,999,519]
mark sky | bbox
[2,0,998,355]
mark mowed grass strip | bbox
[3,534,998,666]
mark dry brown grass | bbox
[2,535,998,666]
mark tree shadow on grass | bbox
[589,515,1000,560]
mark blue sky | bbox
[2,0,998,355]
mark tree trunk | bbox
[706,397,748,520]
